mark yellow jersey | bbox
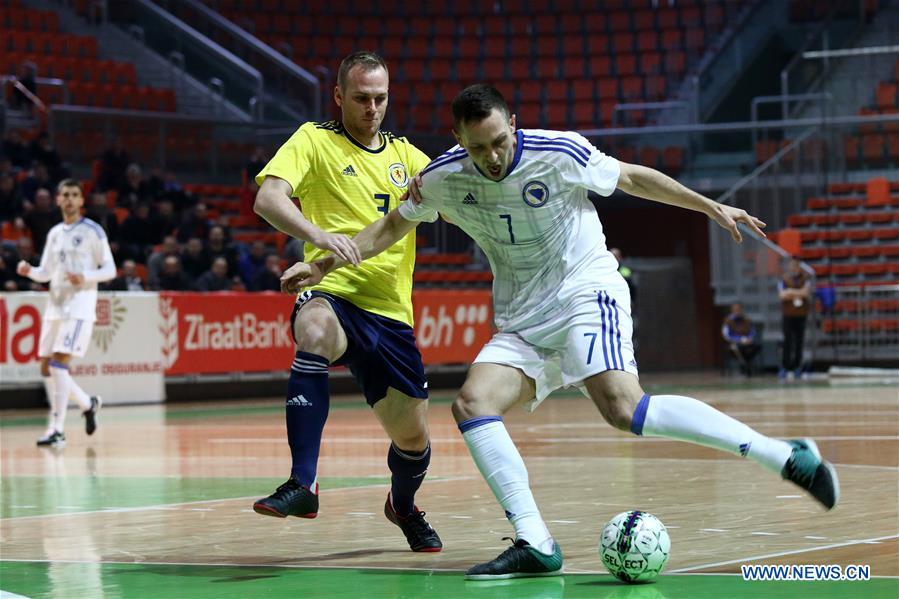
[256,120,430,326]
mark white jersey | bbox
[28,217,116,321]
[399,129,624,332]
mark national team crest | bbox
[522,180,549,207]
[388,163,409,188]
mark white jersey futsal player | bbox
[17,179,115,446]
[281,85,840,579]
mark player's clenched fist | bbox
[16,260,31,276]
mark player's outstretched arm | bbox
[280,209,418,294]
[616,162,766,243]
[254,176,362,265]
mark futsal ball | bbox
[599,510,671,583]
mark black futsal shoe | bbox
[384,493,443,552]
[36,430,66,447]
[253,478,319,518]
[466,538,563,580]
[83,396,102,436]
[781,438,840,510]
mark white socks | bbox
[460,417,555,555]
[633,394,793,474]
[48,361,92,433]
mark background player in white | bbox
[17,179,115,446]
[280,85,840,579]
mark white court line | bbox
[2,557,897,579]
[749,532,779,536]
[0,476,475,522]
[776,495,802,499]
[699,528,729,533]
[667,533,899,573]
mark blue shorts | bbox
[291,291,428,406]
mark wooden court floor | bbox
[1,374,898,598]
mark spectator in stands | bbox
[206,225,239,277]
[11,62,37,110]
[150,199,178,242]
[194,256,234,292]
[98,139,130,192]
[722,303,760,377]
[238,240,268,288]
[105,259,144,291]
[155,255,191,291]
[117,163,150,209]
[181,237,210,280]
[147,235,180,288]
[245,146,267,184]
[2,130,32,170]
[21,162,55,202]
[84,192,120,257]
[30,132,63,178]
[251,253,282,292]
[119,202,155,262]
[162,171,193,212]
[148,170,192,212]
[177,202,211,242]
[778,258,813,380]
[22,188,61,252]
[0,172,23,221]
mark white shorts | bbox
[474,283,638,412]
[38,318,95,358]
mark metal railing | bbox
[781,0,891,117]
[689,0,779,123]
[817,284,899,362]
[107,0,263,121]
[153,0,320,122]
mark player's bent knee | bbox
[393,431,430,453]
[597,391,638,432]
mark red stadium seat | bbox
[609,11,630,31]
[588,56,612,78]
[571,79,594,101]
[561,57,586,79]
[596,78,618,100]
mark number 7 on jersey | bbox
[499,214,515,243]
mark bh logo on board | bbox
[418,303,490,348]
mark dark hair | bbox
[452,84,510,129]
[337,51,388,89]
[56,178,83,194]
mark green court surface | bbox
[1,561,896,599]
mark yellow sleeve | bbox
[255,124,315,195]
[405,143,432,177]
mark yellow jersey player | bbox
[251,51,441,552]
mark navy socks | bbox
[286,351,330,487]
[388,442,431,516]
